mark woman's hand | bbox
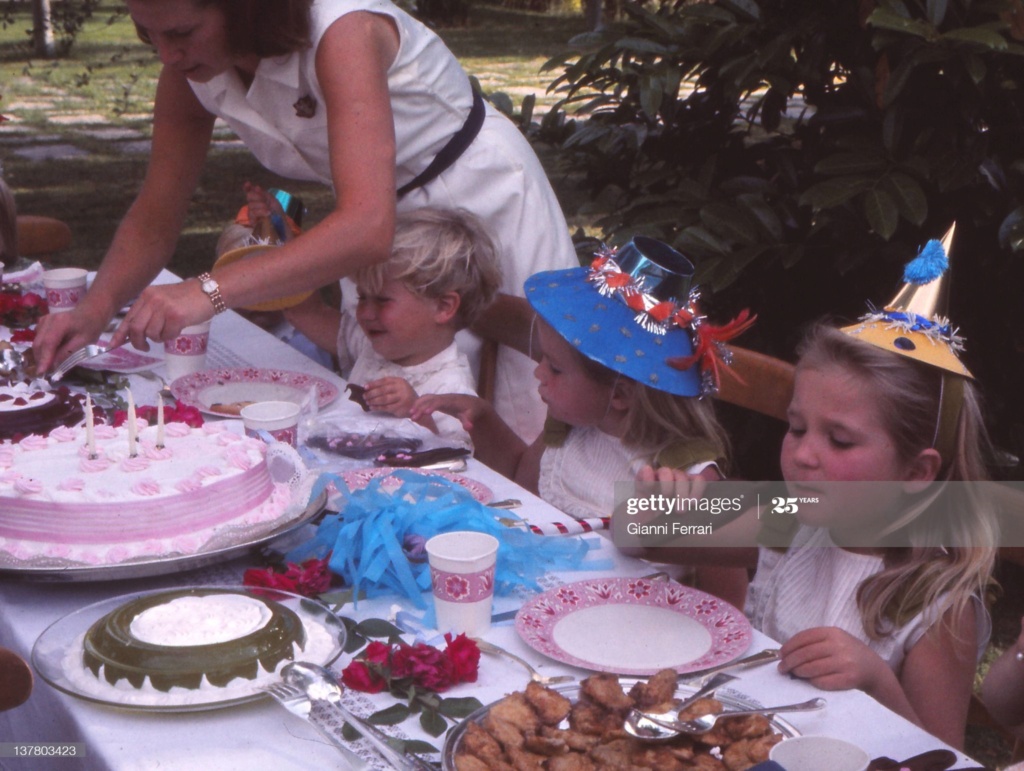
[779,626,890,693]
[107,280,213,351]
[364,377,417,418]
[31,304,111,374]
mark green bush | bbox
[541,0,1024,475]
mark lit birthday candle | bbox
[156,394,165,448]
[85,393,96,458]
[126,389,137,456]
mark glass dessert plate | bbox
[32,585,346,713]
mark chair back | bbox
[714,345,795,422]
[15,215,72,258]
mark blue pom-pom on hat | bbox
[902,239,948,285]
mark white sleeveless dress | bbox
[189,0,577,441]
[745,526,990,672]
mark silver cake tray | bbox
[0,491,327,583]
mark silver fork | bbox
[49,344,110,382]
[473,638,575,686]
[261,682,364,768]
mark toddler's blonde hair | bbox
[796,323,996,640]
[353,208,501,328]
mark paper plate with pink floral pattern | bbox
[338,468,493,504]
[515,577,751,675]
[170,367,338,417]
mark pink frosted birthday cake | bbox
[0,421,296,567]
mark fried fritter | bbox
[678,697,723,721]
[580,673,634,712]
[459,721,511,768]
[539,725,603,752]
[631,745,691,771]
[525,680,572,726]
[569,699,628,737]
[482,713,526,751]
[506,745,548,771]
[453,753,492,771]
[628,668,678,710]
[489,691,542,733]
[722,713,772,741]
[522,733,569,757]
[547,754,597,771]
[587,737,637,769]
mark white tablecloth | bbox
[0,277,984,769]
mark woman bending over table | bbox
[32,0,577,440]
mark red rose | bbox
[362,640,392,668]
[111,410,128,427]
[168,404,204,427]
[242,567,298,593]
[283,556,332,597]
[341,661,386,694]
[10,329,35,343]
[444,633,480,684]
[392,643,454,692]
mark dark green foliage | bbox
[543,0,1024,474]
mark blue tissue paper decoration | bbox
[288,470,600,608]
[902,239,947,285]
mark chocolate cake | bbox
[0,378,86,441]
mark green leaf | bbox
[862,188,899,239]
[399,740,439,756]
[998,206,1024,251]
[814,153,887,176]
[799,177,874,210]
[926,0,948,26]
[738,194,784,240]
[368,703,412,726]
[438,696,485,718]
[941,27,1009,50]
[699,203,759,245]
[420,709,448,738]
[341,723,361,742]
[882,172,928,226]
[356,619,404,639]
[867,7,936,39]
[964,53,987,84]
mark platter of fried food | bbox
[445,668,797,771]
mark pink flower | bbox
[243,555,333,599]
[391,643,455,692]
[241,567,297,593]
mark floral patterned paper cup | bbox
[425,531,499,636]
[240,401,301,448]
[42,268,88,313]
[164,320,211,380]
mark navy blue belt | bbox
[397,90,486,199]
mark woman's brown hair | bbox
[135,0,314,58]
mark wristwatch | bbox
[197,272,226,315]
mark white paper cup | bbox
[241,401,301,448]
[769,735,871,771]
[164,321,211,380]
[43,267,88,313]
[425,531,499,636]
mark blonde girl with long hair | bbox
[636,228,997,749]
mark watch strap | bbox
[197,272,227,315]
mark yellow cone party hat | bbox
[841,223,972,379]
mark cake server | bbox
[260,681,367,769]
[283,662,436,771]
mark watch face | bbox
[202,279,217,294]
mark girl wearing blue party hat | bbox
[413,237,754,603]
[639,225,997,749]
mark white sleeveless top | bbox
[538,426,718,520]
[745,526,990,672]
[189,0,577,441]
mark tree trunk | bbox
[32,0,56,58]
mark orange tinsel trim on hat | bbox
[668,308,757,389]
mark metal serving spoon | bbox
[282,662,435,771]
[624,672,735,742]
[633,697,826,738]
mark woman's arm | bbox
[109,12,401,351]
[32,66,216,371]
